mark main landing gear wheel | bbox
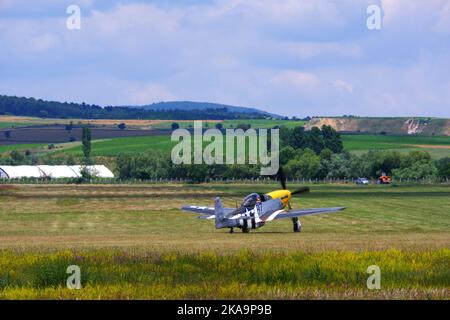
[242,227,250,233]
[229,228,234,234]
[292,217,302,233]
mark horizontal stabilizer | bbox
[265,207,346,221]
[198,215,215,220]
[181,205,235,216]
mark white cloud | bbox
[87,3,180,36]
[125,82,176,105]
[433,1,450,35]
[381,0,450,34]
[333,79,353,94]
[29,33,59,52]
[271,70,320,89]
[286,41,362,60]
[0,0,449,117]
[192,0,344,26]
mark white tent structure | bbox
[0,165,114,179]
[38,165,80,178]
[0,166,43,179]
[70,165,115,178]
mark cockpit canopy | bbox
[242,193,271,207]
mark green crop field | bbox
[0,183,448,299]
[49,134,269,157]
[1,133,449,162]
[54,136,175,157]
[0,122,31,129]
[342,135,450,159]
[50,133,450,158]
[0,118,306,156]
[0,143,47,154]
[342,135,450,150]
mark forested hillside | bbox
[0,95,271,120]
[134,101,280,117]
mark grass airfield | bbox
[0,183,449,299]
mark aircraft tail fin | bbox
[214,197,225,228]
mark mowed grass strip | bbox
[0,183,448,299]
[0,183,449,252]
[0,249,448,299]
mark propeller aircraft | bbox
[181,169,346,233]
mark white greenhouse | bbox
[0,165,114,179]
[0,166,42,179]
[69,165,115,178]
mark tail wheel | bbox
[292,217,301,233]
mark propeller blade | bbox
[277,167,287,190]
[291,187,310,195]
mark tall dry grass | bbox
[0,249,448,299]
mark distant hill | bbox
[305,117,450,136]
[0,95,277,120]
[125,101,281,118]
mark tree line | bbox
[113,125,449,182]
[1,124,449,182]
[0,95,269,120]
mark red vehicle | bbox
[379,175,391,184]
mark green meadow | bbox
[57,136,175,157]
[0,183,448,299]
[342,134,450,149]
[45,133,450,158]
[0,122,31,129]
[342,135,450,159]
[0,143,46,154]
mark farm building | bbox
[0,165,114,179]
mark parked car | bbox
[356,178,370,185]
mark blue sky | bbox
[0,0,449,117]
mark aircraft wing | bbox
[181,205,235,216]
[264,207,346,221]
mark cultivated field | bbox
[0,124,170,145]
[342,134,450,159]
[0,116,304,131]
[54,134,450,159]
[1,133,448,159]
[0,183,448,299]
[0,116,221,128]
[1,114,449,159]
